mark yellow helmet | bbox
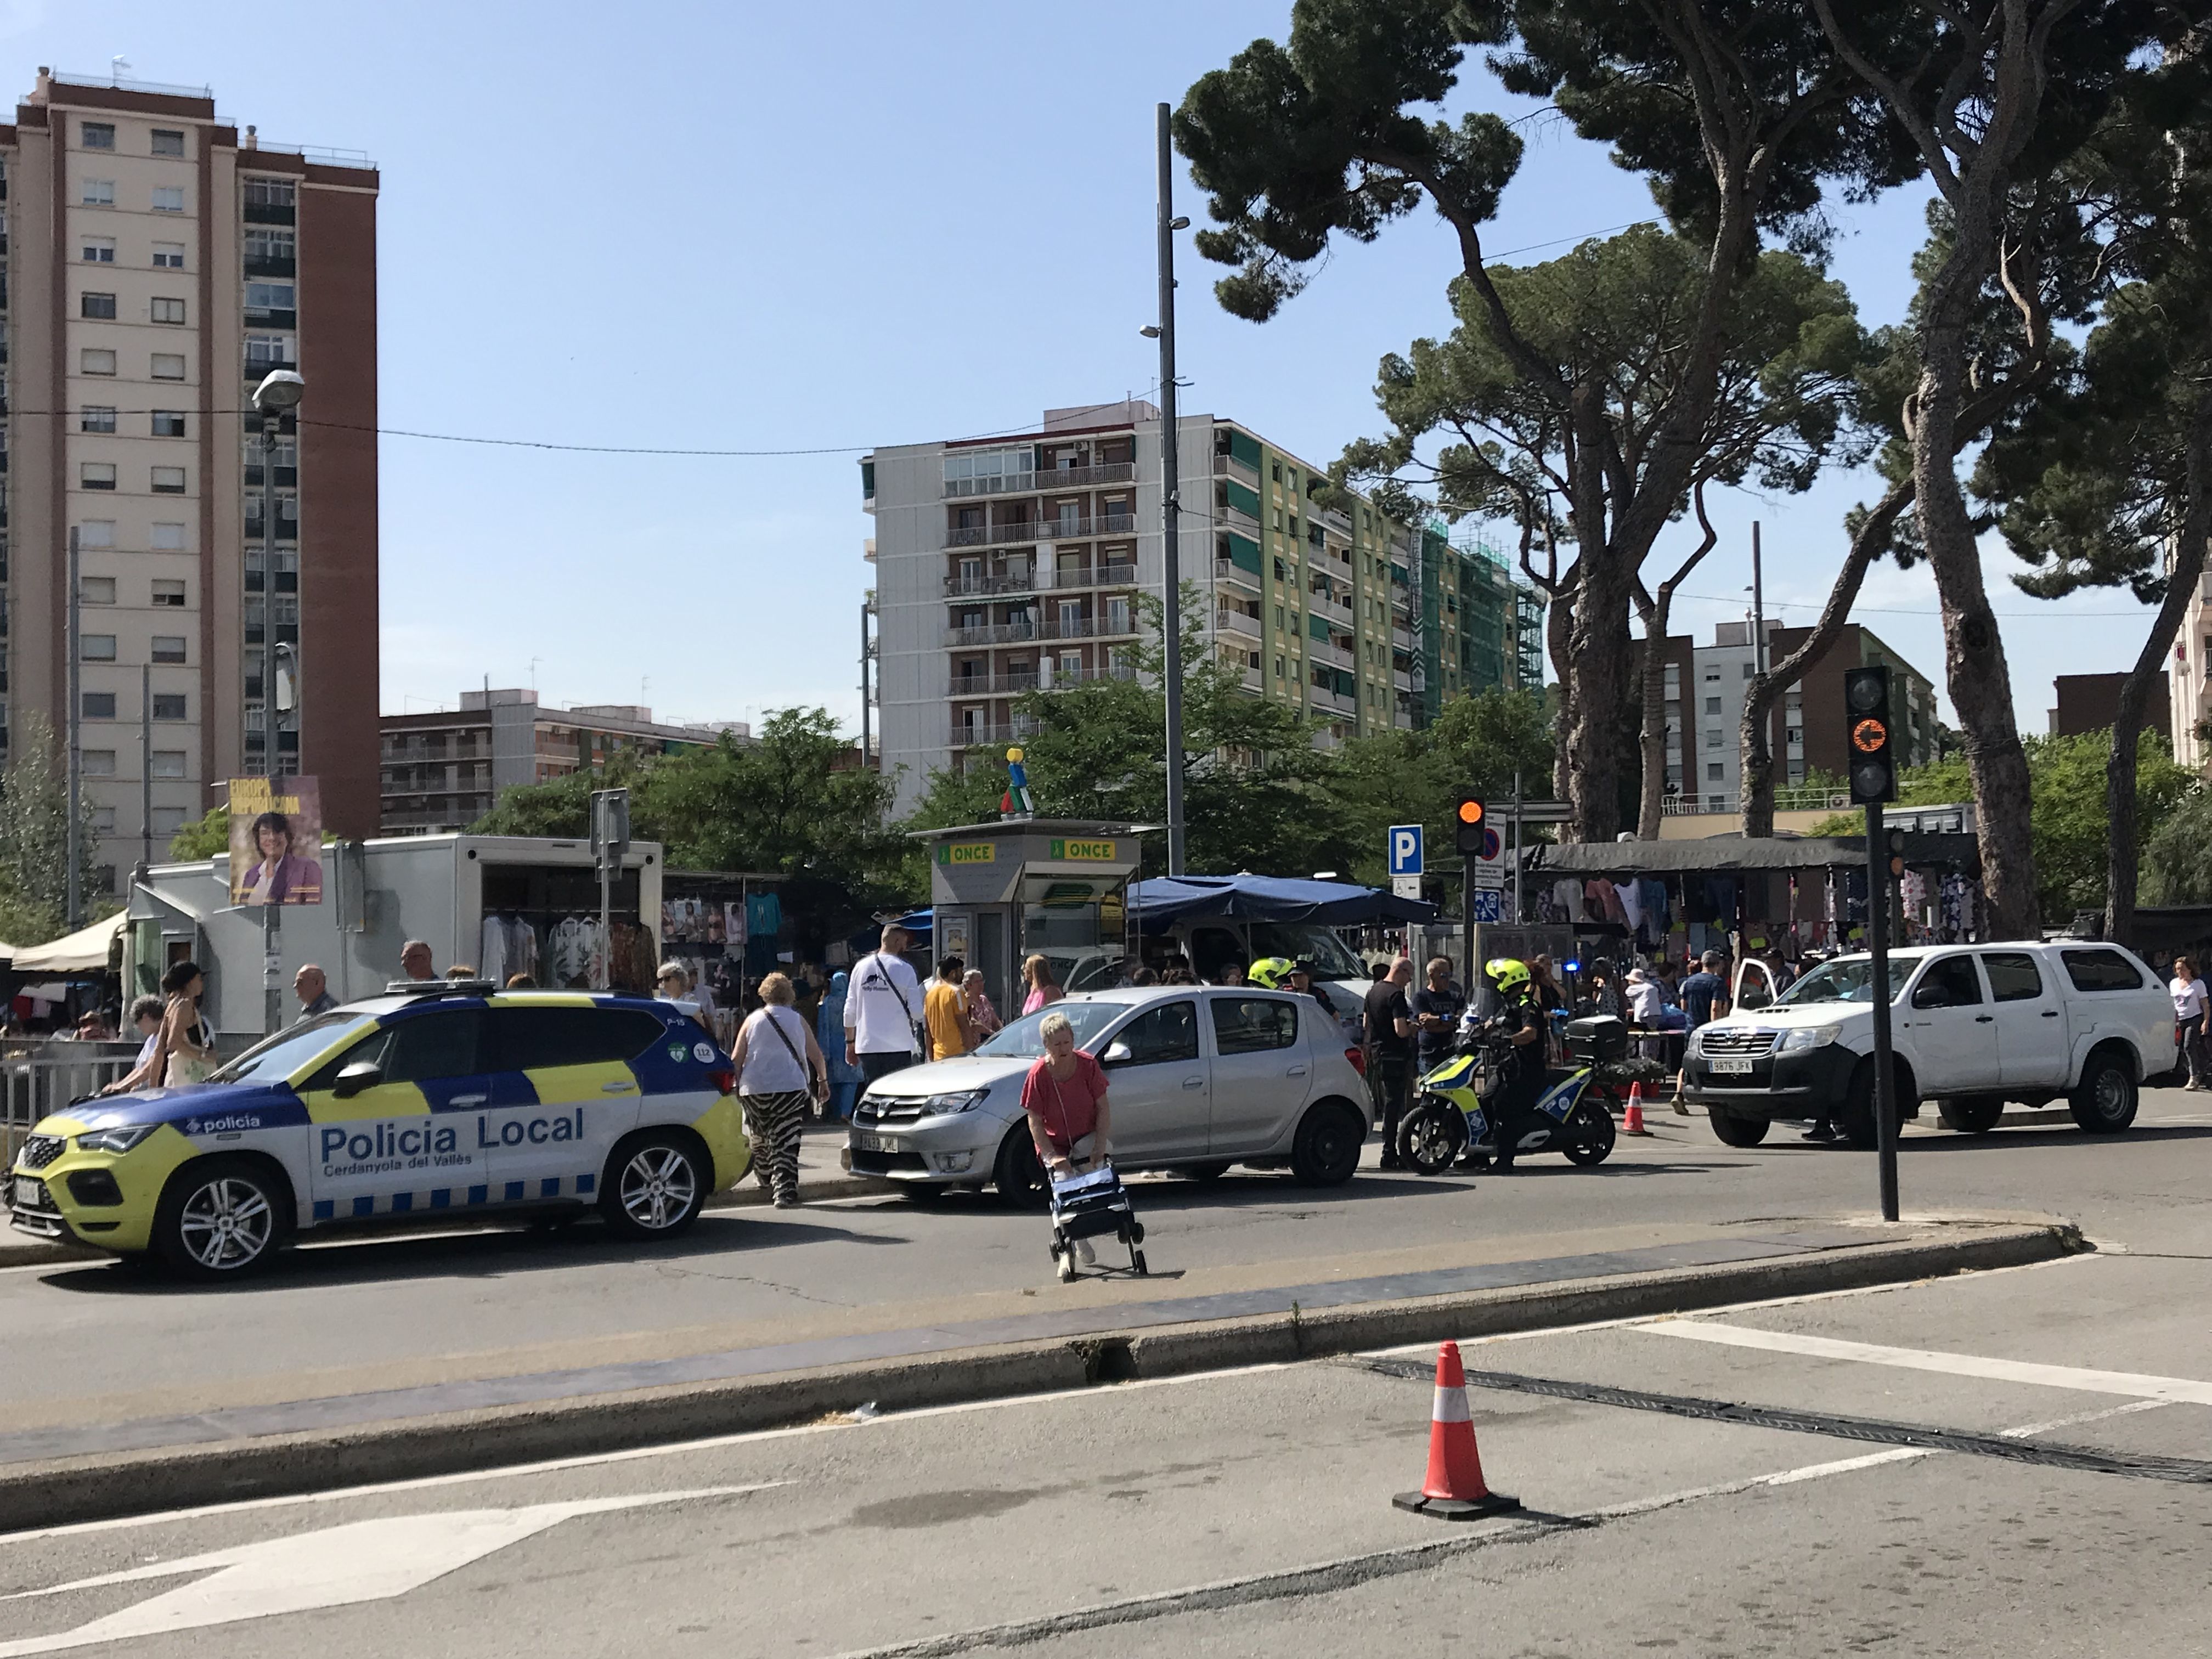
[1485,957,1533,997]
[1248,956,1294,989]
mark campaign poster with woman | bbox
[228,776,326,906]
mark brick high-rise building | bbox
[5,69,379,891]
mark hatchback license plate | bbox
[12,1177,40,1209]
[855,1132,900,1154]
[1709,1057,1754,1076]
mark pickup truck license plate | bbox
[12,1177,40,1208]
[854,1132,900,1154]
[1709,1057,1754,1076]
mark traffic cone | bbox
[1622,1080,1652,1136]
[1392,1341,1521,1520]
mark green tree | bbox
[1173,1,1905,842]
[0,712,101,945]
[2143,786,2212,906]
[168,805,231,861]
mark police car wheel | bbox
[601,1132,708,1239]
[154,1156,290,1279]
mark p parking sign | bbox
[1388,825,1424,877]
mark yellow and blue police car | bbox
[7,980,751,1278]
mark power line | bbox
[1673,586,2155,620]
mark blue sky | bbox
[19,2,2165,737]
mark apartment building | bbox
[2049,672,2168,741]
[2167,564,2212,772]
[1658,619,1939,817]
[380,690,754,835]
[862,400,1543,814]
[7,69,379,889]
[1417,525,1545,719]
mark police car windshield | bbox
[975,1001,1125,1059]
[1774,952,1928,1008]
[206,1011,374,1084]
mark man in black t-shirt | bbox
[1361,960,1415,1170]
[1408,957,1466,1074]
[1483,959,1550,1173]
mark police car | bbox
[7,981,751,1278]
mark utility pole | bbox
[859,595,873,770]
[1751,520,1765,678]
[259,406,283,1035]
[1153,101,1188,876]
[65,528,82,932]
[138,663,153,878]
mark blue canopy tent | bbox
[1126,874,1437,928]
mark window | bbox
[1742,662,1756,679]
[150,296,186,324]
[81,122,116,150]
[81,348,117,376]
[244,228,295,264]
[243,176,296,209]
[82,178,116,206]
[1910,956,1984,1009]
[150,128,185,157]
[151,523,187,551]
[79,577,116,605]
[1104,1001,1199,1066]
[151,806,187,837]
[82,635,118,662]
[93,806,117,834]
[2061,949,2146,993]
[153,242,185,269]
[82,749,117,777]
[81,692,116,719]
[81,235,115,263]
[77,521,117,549]
[152,411,186,438]
[1705,729,1723,748]
[1703,667,1720,682]
[150,185,185,213]
[81,291,118,319]
[150,750,187,779]
[153,694,187,721]
[150,466,187,494]
[245,333,296,368]
[80,407,117,433]
[1703,696,1721,715]
[1211,995,1299,1056]
[80,462,117,492]
[153,579,187,607]
[1706,762,1724,781]
[150,636,187,664]
[1980,952,2044,1003]
[244,280,294,314]
[485,1007,665,1070]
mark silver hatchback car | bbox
[845,986,1373,1202]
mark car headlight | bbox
[922,1089,990,1116]
[74,1124,159,1154]
[1685,1028,1705,1056]
[1778,1028,1833,1053]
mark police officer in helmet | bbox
[1483,957,1548,1173]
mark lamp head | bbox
[252,369,306,415]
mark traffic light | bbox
[1844,666,1896,803]
[1454,794,1488,855]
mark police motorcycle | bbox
[1395,980,1667,1175]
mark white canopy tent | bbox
[10,912,127,977]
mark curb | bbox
[0,1220,2081,1531]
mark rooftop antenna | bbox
[110,55,130,83]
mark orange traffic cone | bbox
[1392,1341,1521,1520]
[1623,1080,1652,1136]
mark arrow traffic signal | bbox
[1454,794,1488,855]
[1844,666,1896,804]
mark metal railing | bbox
[1214,558,1263,589]
[949,673,1039,697]
[1659,788,1853,817]
[948,716,1043,748]
[943,561,1137,597]
[946,513,1136,549]
[1213,454,1260,486]
[54,69,212,98]
[945,460,1135,498]
[1214,608,1263,640]
[944,614,1136,647]
[2,1049,139,1166]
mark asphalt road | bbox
[2,1089,2207,1436]
[0,1205,2202,1655]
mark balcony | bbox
[244,202,297,226]
[1393,668,1413,692]
[1214,558,1262,593]
[948,716,1043,748]
[244,255,296,279]
[1392,625,1414,653]
[942,561,1137,598]
[948,672,1040,697]
[1213,453,1259,486]
[949,460,1134,498]
[1241,667,1262,692]
[1213,607,1263,641]
[944,616,1124,648]
[1309,686,1356,717]
[1312,593,1353,629]
[1310,638,1353,672]
[946,512,1135,550]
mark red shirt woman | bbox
[1020,1009,1113,1173]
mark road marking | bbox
[1643,1319,2212,1404]
[1999,1398,2170,1438]
[0,1364,1294,1547]
[0,1486,768,1656]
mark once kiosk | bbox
[908,820,1142,1022]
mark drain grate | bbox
[1347,1356,2212,1486]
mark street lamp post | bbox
[251,369,304,1036]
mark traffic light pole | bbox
[1463,854,1477,992]
[1866,797,1900,1221]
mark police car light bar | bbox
[381,979,504,998]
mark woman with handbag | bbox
[152,960,218,1086]
[729,972,827,1208]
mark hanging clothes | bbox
[1553,880,1587,923]
[479,915,509,986]
[1613,881,1644,934]
[746,893,782,943]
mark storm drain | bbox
[1347,1356,2212,1487]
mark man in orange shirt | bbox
[924,955,975,1062]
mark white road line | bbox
[1999,1398,2171,1438]
[1643,1319,2212,1404]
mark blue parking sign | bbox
[1471,889,1502,923]
[1389,824,1424,876]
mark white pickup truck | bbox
[1682,941,2176,1147]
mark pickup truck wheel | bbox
[1707,1110,1770,1148]
[1937,1096,2004,1135]
[2068,1049,2138,1134]
[1837,1059,1915,1149]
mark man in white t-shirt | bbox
[845,925,924,1085]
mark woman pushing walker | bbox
[1021,1009,1136,1273]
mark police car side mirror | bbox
[332,1061,383,1098]
[1100,1040,1134,1066]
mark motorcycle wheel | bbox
[1560,1099,1617,1166]
[1396,1103,1466,1176]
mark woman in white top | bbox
[97,997,169,1096]
[2171,955,2209,1090]
[727,972,826,1207]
